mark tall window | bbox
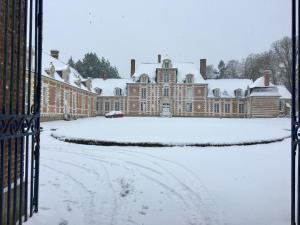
[115,102,120,111]
[141,88,147,99]
[164,72,169,83]
[186,103,192,112]
[225,103,231,113]
[239,104,244,113]
[163,86,169,97]
[187,88,193,100]
[55,88,61,112]
[82,95,86,109]
[214,103,220,113]
[105,102,110,111]
[43,87,48,107]
[140,102,146,112]
[72,93,77,110]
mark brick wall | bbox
[40,76,98,121]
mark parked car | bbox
[105,111,124,118]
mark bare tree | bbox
[271,37,292,92]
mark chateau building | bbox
[95,55,291,118]
[35,50,100,121]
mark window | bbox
[42,87,48,107]
[141,88,147,99]
[96,101,100,111]
[235,89,242,98]
[163,59,171,69]
[186,103,193,112]
[105,102,110,111]
[115,88,122,96]
[55,88,61,112]
[279,101,284,111]
[72,93,77,110]
[164,72,169,83]
[239,104,244,113]
[187,88,193,100]
[225,103,231,113]
[115,101,120,111]
[163,86,169,97]
[186,75,193,83]
[214,103,220,113]
[140,102,146,112]
[141,75,149,83]
[82,95,86,109]
[213,89,220,98]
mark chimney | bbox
[200,59,207,79]
[264,70,271,86]
[50,50,59,60]
[158,54,162,63]
[130,59,135,77]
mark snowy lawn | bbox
[27,119,290,225]
[52,117,290,145]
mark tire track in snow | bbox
[94,147,224,224]
[41,164,98,225]
[43,148,195,224]
[44,134,223,224]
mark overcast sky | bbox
[43,0,290,78]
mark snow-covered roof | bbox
[277,85,291,99]
[92,78,131,96]
[206,79,252,98]
[42,52,93,93]
[131,60,205,83]
[250,76,275,88]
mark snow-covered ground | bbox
[27,118,291,225]
[52,117,290,145]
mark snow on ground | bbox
[52,117,290,145]
[27,118,290,225]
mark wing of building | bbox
[94,56,291,118]
[37,50,100,121]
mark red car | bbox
[105,111,124,118]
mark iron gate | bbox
[292,0,300,224]
[0,0,43,224]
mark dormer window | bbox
[213,88,220,98]
[186,74,194,83]
[162,59,172,69]
[49,62,55,78]
[235,89,242,98]
[140,74,149,83]
[94,87,102,95]
[115,88,122,96]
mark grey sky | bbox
[44,0,290,78]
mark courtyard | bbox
[27,117,290,225]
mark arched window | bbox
[186,74,194,83]
[162,59,172,69]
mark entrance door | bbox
[161,103,171,117]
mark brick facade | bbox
[95,58,291,118]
